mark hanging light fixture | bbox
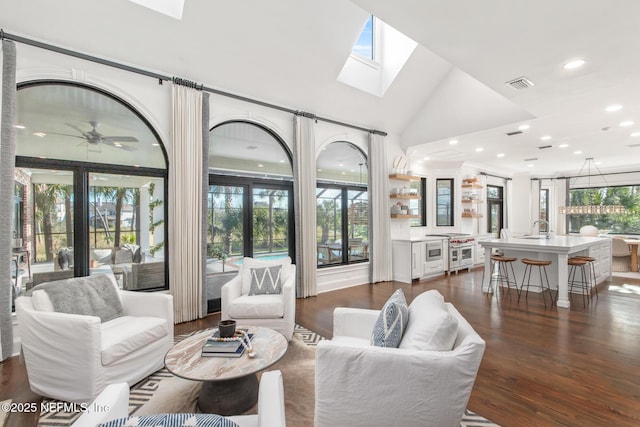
[559,157,627,215]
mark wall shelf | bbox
[391,214,420,219]
[461,199,483,203]
[462,213,483,218]
[390,194,420,200]
[389,173,421,182]
[461,183,483,189]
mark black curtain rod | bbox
[1,29,387,137]
[479,171,512,181]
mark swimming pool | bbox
[231,253,289,266]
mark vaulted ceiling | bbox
[3,0,640,176]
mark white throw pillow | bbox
[31,290,55,312]
[241,257,292,295]
[399,290,458,351]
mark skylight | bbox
[352,16,374,61]
[338,16,417,97]
[129,0,185,20]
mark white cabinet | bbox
[392,239,445,283]
[588,239,612,284]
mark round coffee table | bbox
[164,326,288,415]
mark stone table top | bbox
[164,326,288,382]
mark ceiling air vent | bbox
[506,130,523,136]
[538,145,552,149]
[627,143,640,148]
[524,157,538,162]
[505,76,534,91]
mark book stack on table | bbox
[201,330,253,358]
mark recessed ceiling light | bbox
[341,171,346,175]
[33,132,46,137]
[631,132,640,137]
[152,143,160,146]
[350,169,355,172]
[14,125,25,129]
[475,147,484,152]
[317,168,323,172]
[416,160,424,164]
[541,135,552,141]
[605,104,623,112]
[564,59,585,70]
[257,163,264,168]
[559,143,569,148]
[595,161,603,165]
[133,164,140,168]
[449,139,458,145]
[423,156,430,161]
[527,164,534,168]
[518,124,530,131]
[279,159,285,163]
[338,162,344,167]
[574,150,583,154]
[497,153,505,158]
[113,142,123,147]
[619,120,634,127]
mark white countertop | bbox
[478,235,610,252]
[393,236,449,242]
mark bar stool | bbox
[519,258,555,308]
[490,255,519,297]
[568,257,592,307]
[571,255,598,299]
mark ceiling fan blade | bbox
[65,123,88,136]
[103,136,139,143]
[102,140,136,151]
[43,131,85,139]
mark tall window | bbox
[410,178,427,227]
[317,142,368,266]
[14,82,167,298]
[208,121,294,312]
[436,179,454,226]
[487,185,504,236]
[567,185,640,234]
[539,189,549,232]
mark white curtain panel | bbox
[0,40,17,360]
[368,132,392,283]
[292,115,317,297]
[169,84,204,323]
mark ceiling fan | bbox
[47,120,139,151]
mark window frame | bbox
[486,185,504,236]
[436,178,454,227]
[15,80,169,291]
[410,177,427,227]
[316,182,369,267]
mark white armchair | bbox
[315,294,486,427]
[73,371,286,427]
[221,257,296,341]
[15,273,173,403]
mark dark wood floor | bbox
[3,268,640,426]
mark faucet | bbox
[533,220,550,239]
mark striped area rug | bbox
[38,325,499,426]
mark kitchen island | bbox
[478,235,611,308]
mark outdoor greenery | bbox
[567,185,640,234]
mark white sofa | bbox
[15,273,173,403]
[221,257,296,341]
[315,292,486,427]
[72,370,286,427]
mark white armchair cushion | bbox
[228,294,284,319]
[101,316,170,365]
[247,265,283,295]
[240,257,291,295]
[399,290,458,351]
[371,288,408,348]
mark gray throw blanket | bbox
[31,274,124,322]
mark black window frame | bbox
[436,178,454,227]
[410,177,427,227]
[487,185,504,235]
[316,182,369,267]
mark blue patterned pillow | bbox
[98,413,239,427]
[371,288,409,347]
[248,265,283,295]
